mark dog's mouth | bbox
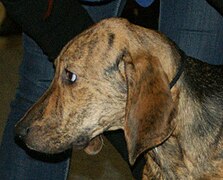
[18,132,103,156]
[72,135,90,150]
[15,119,104,155]
[72,135,104,156]
[83,135,104,155]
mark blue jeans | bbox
[83,0,126,22]
[0,1,126,180]
[159,0,223,64]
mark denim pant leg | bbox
[159,0,223,65]
[0,34,70,180]
[82,0,126,22]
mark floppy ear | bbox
[124,53,175,165]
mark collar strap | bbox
[169,54,187,89]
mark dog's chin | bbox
[23,136,72,154]
[25,142,72,154]
[23,134,103,155]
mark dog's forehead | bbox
[60,32,111,65]
[57,31,128,72]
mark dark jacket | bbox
[1,0,94,60]
[2,0,222,60]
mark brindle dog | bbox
[15,18,223,179]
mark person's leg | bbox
[82,0,127,22]
[0,34,70,180]
[159,0,223,65]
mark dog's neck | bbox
[144,58,223,179]
[144,93,223,179]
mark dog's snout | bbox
[15,123,30,140]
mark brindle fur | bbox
[15,18,223,179]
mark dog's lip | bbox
[72,136,90,150]
[84,135,104,155]
[72,141,89,150]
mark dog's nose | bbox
[15,124,30,140]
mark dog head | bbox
[15,18,177,164]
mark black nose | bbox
[15,124,30,140]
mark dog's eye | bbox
[65,69,77,83]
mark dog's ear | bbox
[123,53,175,165]
[84,135,103,155]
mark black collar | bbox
[169,55,187,89]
